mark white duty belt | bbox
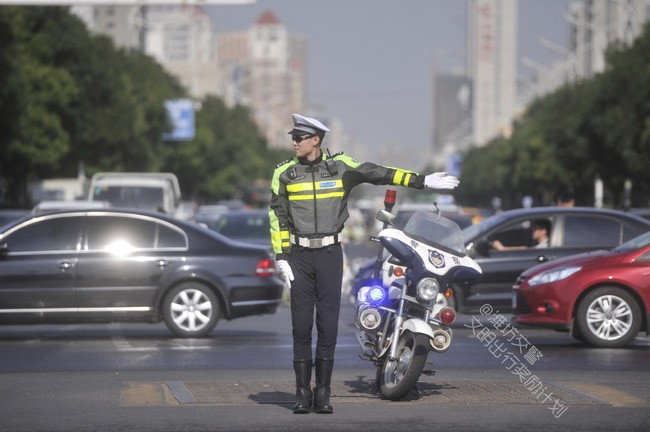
[290,233,340,249]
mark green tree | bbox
[456,137,515,207]
[55,31,184,175]
[162,98,285,202]
[0,7,77,205]
[584,26,650,207]
[0,7,185,205]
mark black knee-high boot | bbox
[313,358,334,414]
[293,360,312,414]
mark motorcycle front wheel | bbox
[376,331,429,400]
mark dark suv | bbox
[456,207,650,314]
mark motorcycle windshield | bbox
[402,210,466,256]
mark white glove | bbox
[276,260,294,289]
[424,172,460,189]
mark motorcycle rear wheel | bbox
[376,331,429,400]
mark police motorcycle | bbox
[355,190,481,400]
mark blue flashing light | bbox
[367,285,386,304]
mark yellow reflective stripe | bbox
[271,230,290,251]
[271,231,289,241]
[394,170,404,186]
[289,191,345,201]
[317,191,345,199]
[289,195,313,201]
[287,183,313,192]
[393,170,413,186]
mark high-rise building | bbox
[145,6,219,98]
[71,5,142,50]
[73,5,219,99]
[431,0,517,168]
[467,0,518,147]
[217,10,307,148]
[432,70,472,169]
[517,0,650,114]
[567,0,650,77]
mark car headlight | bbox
[527,266,582,286]
[416,278,439,301]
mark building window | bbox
[164,24,191,62]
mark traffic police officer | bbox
[269,114,459,414]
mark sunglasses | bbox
[291,134,313,143]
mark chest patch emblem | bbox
[319,181,337,189]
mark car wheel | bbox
[163,282,221,338]
[575,287,641,348]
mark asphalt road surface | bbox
[1,299,649,432]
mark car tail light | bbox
[256,258,275,277]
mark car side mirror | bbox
[0,242,8,256]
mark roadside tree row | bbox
[0,6,286,207]
[457,23,650,210]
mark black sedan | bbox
[0,209,283,337]
[0,208,30,228]
[456,207,650,314]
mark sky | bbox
[207,0,573,169]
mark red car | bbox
[513,231,650,347]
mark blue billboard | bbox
[162,99,195,141]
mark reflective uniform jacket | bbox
[269,151,426,259]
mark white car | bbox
[32,200,112,214]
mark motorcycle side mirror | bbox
[465,243,477,259]
[376,209,396,226]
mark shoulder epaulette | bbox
[276,157,296,168]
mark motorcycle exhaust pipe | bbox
[430,329,452,352]
[357,306,382,331]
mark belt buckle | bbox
[309,238,322,248]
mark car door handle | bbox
[156,259,169,268]
[59,261,75,271]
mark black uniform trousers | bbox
[288,243,343,361]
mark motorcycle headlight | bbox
[527,266,582,286]
[416,278,439,302]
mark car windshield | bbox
[461,212,506,241]
[92,186,164,211]
[213,213,270,240]
[612,230,650,253]
[402,210,466,255]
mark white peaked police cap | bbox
[288,113,330,135]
